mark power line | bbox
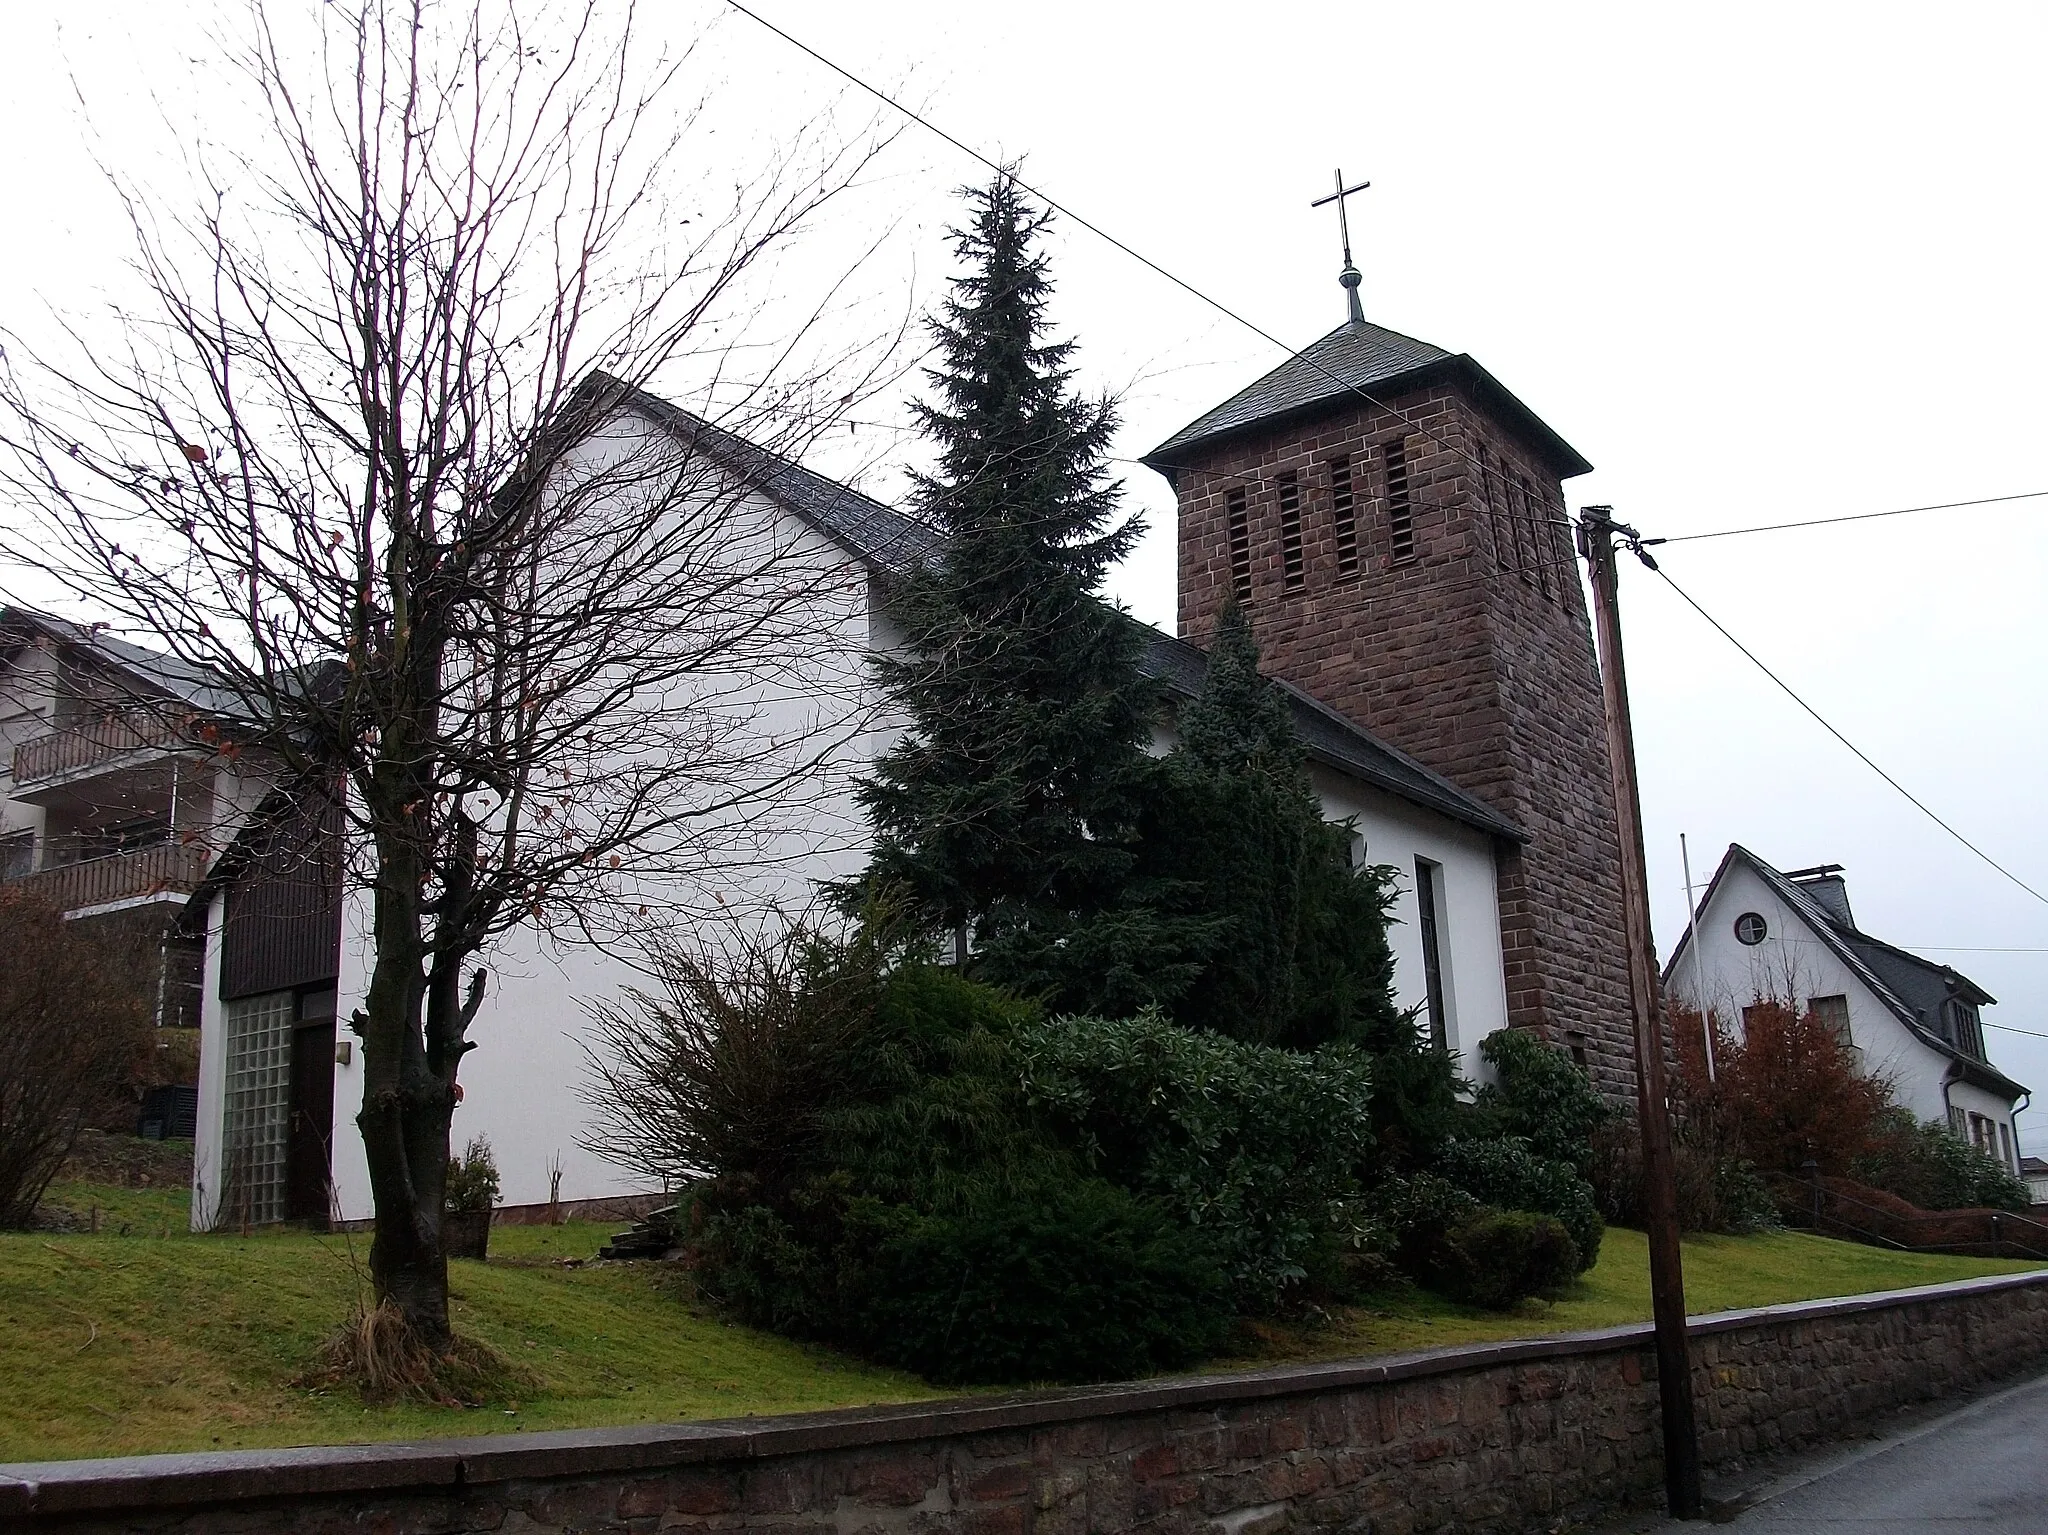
[1651,564,2048,911]
[721,0,1518,496]
[1985,1020,2048,1042]
[1908,946,2048,955]
[1658,490,2048,545]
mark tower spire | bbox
[1311,169,1371,323]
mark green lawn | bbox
[4,1182,2036,1465]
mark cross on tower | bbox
[1311,169,1370,323]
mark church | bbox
[153,263,1637,1226]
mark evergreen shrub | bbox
[1418,1209,1580,1310]
[1017,1009,1375,1308]
[1437,1135,1604,1272]
[845,1180,1233,1385]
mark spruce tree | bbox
[859,174,1196,1012]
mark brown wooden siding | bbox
[220,791,344,1000]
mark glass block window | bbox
[221,990,294,1226]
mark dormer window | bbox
[1946,998,1986,1060]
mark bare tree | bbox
[0,0,904,1349]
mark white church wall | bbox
[327,423,885,1221]
[1307,765,1509,1083]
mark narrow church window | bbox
[1226,488,1251,603]
[1385,440,1416,564]
[1278,471,1304,589]
[1330,455,1358,575]
[1519,474,1552,598]
[1414,858,1448,1050]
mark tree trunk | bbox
[355,831,458,1347]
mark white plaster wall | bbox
[1308,766,1510,1083]
[1667,859,2020,1153]
[0,646,57,848]
[329,423,884,1220]
[188,889,230,1229]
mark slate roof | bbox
[609,381,1522,843]
[1666,843,2027,1100]
[0,606,257,723]
[1141,318,1594,480]
[597,375,942,575]
[1139,630,1524,843]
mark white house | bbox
[163,377,1532,1229]
[1663,843,2028,1173]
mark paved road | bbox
[1639,1371,2048,1531]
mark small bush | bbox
[445,1136,500,1214]
[1017,1009,1375,1308]
[845,1181,1234,1385]
[1437,1136,1604,1271]
[1416,1209,1580,1310]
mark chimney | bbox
[1785,864,1854,929]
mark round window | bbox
[1734,912,1769,946]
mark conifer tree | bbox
[860,174,1196,1011]
[1151,604,1448,1161]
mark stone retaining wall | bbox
[7,1272,2047,1535]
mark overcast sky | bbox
[6,4,2045,1142]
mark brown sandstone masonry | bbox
[1163,384,1636,1095]
[7,1272,2048,1535]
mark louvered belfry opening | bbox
[1330,454,1358,575]
[1226,486,1251,603]
[1277,471,1304,589]
[1384,438,1415,564]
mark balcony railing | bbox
[12,841,211,913]
[11,714,186,787]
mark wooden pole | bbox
[1578,506,1703,1520]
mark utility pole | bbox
[1578,506,1702,1520]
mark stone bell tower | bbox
[1139,228,1637,1090]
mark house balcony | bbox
[10,715,188,799]
[11,841,211,915]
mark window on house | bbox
[1278,471,1304,590]
[1947,999,1986,1060]
[1385,440,1416,564]
[1809,994,1852,1049]
[1226,487,1251,604]
[1414,858,1448,1051]
[2000,1122,2016,1174]
[220,990,296,1227]
[0,832,31,882]
[1949,1104,1968,1138]
[1518,474,1551,598]
[1330,456,1358,576]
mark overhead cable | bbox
[1652,565,2048,911]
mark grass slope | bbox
[4,1183,2035,1464]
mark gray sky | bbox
[6,3,2045,1141]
